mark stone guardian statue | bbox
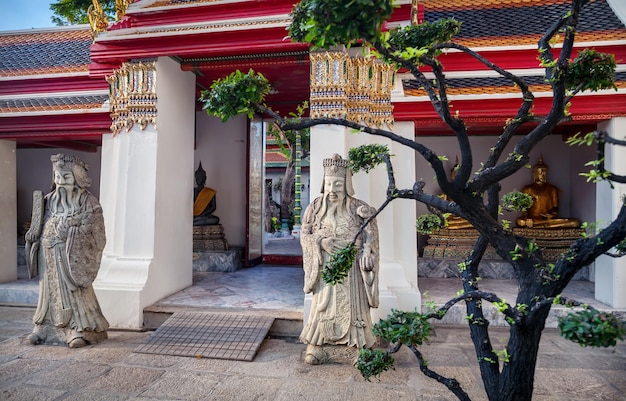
[300,153,379,364]
[25,154,109,348]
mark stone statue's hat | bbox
[320,153,354,195]
[51,153,88,171]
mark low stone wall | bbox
[418,257,590,281]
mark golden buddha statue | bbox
[440,159,473,230]
[515,156,580,229]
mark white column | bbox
[94,57,196,328]
[0,140,17,283]
[595,117,626,308]
[305,122,421,324]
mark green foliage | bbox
[580,158,611,183]
[566,49,617,93]
[373,309,433,346]
[494,348,511,363]
[416,213,446,235]
[501,191,534,213]
[348,144,390,174]
[510,244,524,261]
[616,238,626,255]
[493,300,509,314]
[51,0,115,25]
[199,69,271,122]
[288,0,396,49]
[321,244,357,285]
[356,348,396,381]
[267,102,311,159]
[558,309,626,347]
[566,132,595,147]
[385,19,462,64]
[270,217,281,232]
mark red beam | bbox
[394,93,626,121]
[117,0,297,30]
[0,113,111,134]
[90,28,309,66]
[0,76,108,96]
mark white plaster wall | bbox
[306,122,421,324]
[95,57,195,328]
[0,140,17,283]
[16,148,101,235]
[413,135,595,224]
[144,56,196,305]
[595,117,626,308]
[194,112,248,247]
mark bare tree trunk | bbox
[495,308,550,401]
[280,159,295,222]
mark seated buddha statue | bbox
[440,159,474,230]
[515,156,580,229]
[193,162,220,226]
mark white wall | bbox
[595,117,626,308]
[0,140,17,283]
[95,57,195,329]
[194,112,248,247]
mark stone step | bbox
[0,279,38,306]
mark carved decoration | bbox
[88,0,108,40]
[106,61,158,136]
[115,0,130,21]
[310,49,394,128]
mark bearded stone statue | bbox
[25,154,108,348]
[300,153,379,365]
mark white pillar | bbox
[305,122,421,324]
[594,117,626,308]
[94,57,196,328]
[0,140,17,283]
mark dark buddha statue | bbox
[193,162,220,226]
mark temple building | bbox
[0,0,625,329]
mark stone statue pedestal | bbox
[192,247,243,272]
[423,227,584,263]
[192,224,228,252]
[423,228,500,259]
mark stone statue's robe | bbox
[31,191,109,344]
[300,195,379,349]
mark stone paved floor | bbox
[0,305,624,401]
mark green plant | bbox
[558,309,626,347]
[199,69,270,122]
[348,144,390,174]
[321,244,357,285]
[270,217,281,232]
[355,348,396,381]
[501,191,533,213]
[372,309,433,346]
[416,213,446,235]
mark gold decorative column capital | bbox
[107,61,158,136]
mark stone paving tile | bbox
[137,370,224,401]
[0,385,66,401]
[84,366,166,394]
